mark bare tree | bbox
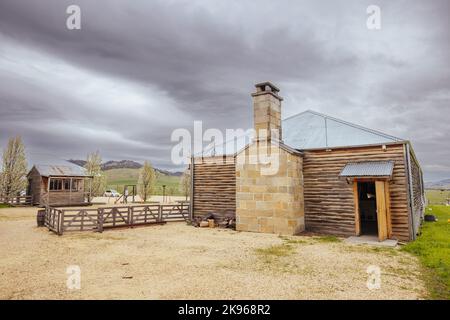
[138,161,156,202]
[84,151,106,196]
[179,168,191,201]
[0,136,28,199]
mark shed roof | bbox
[283,110,405,150]
[339,161,395,178]
[31,163,91,177]
[25,153,92,177]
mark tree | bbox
[138,161,156,202]
[167,186,176,202]
[0,136,28,199]
[84,151,106,196]
[179,168,191,201]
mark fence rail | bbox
[0,195,32,206]
[44,203,189,235]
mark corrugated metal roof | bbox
[24,153,91,177]
[283,110,404,150]
[339,161,395,177]
[33,163,91,177]
[195,133,302,158]
[196,132,253,157]
[195,109,405,157]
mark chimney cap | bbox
[252,81,283,100]
[254,81,280,93]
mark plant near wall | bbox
[0,136,28,199]
[84,151,106,196]
[179,169,191,201]
[138,161,156,202]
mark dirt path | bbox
[0,207,426,299]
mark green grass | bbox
[426,189,450,205]
[104,168,182,196]
[278,235,308,245]
[255,244,295,257]
[402,205,450,300]
[315,235,341,243]
[0,203,11,209]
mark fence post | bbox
[58,210,64,236]
[44,206,48,227]
[80,210,85,231]
[158,205,163,222]
[129,206,133,228]
[97,208,103,233]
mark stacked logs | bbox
[191,212,236,229]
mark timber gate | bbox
[44,203,189,235]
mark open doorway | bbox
[357,182,378,235]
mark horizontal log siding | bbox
[302,144,411,241]
[193,156,236,216]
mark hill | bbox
[102,160,142,170]
[67,159,183,176]
[425,178,450,189]
[104,168,183,196]
[68,159,87,167]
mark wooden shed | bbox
[27,162,93,207]
[191,82,425,242]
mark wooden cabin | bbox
[27,162,93,207]
[191,82,425,242]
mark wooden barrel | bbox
[37,209,46,227]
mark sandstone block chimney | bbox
[251,82,283,142]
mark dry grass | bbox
[0,207,427,300]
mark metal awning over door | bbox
[339,161,394,179]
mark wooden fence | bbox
[44,203,189,235]
[0,195,32,206]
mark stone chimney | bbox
[251,82,283,142]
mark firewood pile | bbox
[191,212,236,229]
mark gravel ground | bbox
[0,207,426,299]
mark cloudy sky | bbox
[0,0,448,180]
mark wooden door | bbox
[375,181,390,241]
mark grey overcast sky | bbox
[0,0,448,180]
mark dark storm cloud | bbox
[0,0,448,179]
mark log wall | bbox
[192,156,236,217]
[302,143,411,241]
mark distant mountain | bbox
[67,159,183,176]
[102,160,142,170]
[156,168,183,177]
[425,178,450,189]
[68,159,87,167]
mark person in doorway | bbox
[124,187,129,204]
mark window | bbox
[49,179,63,191]
[49,178,82,191]
[71,180,80,191]
[64,179,71,191]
